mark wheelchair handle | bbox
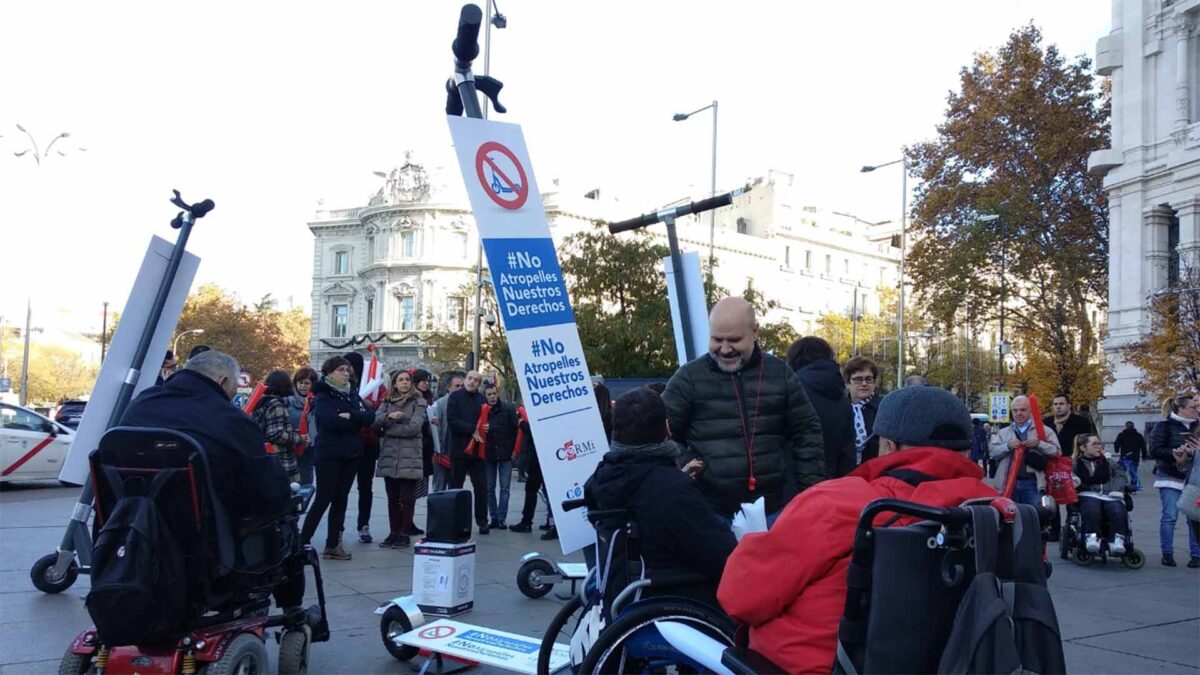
[858,499,971,532]
[562,498,587,512]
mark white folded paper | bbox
[731,496,768,541]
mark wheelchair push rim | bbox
[578,600,736,675]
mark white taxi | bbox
[0,403,74,483]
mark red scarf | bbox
[295,393,313,456]
[513,406,529,458]
[463,403,491,459]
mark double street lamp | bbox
[673,100,719,269]
[860,157,908,388]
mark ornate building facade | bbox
[1089,0,1200,440]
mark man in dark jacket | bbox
[482,384,519,528]
[586,388,736,607]
[122,349,292,521]
[1114,421,1147,492]
[344,351,379,544]
[787,337,855,478]
[446,370,490,534]
[664,297,826,518]
[1043,394,1095,455]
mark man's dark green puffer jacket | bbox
[664,346,826,515]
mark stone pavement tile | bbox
[0,617,92,666]
[325,565,416,595]
[1054,602,1145,641]
[1063,641,1195,674]
[0,658,63,675]
[0,589,89,625]
[1072,618,1200,670]
[0,568,90,595]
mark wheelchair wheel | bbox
[1074,550,1093,565]
[200,633,268,675]
[537,594,583,675]
[32,553,78,594]
[379,605,419,662]
[1123,547,1146,569]
[518,559,557,599]
[577,600,736,675]
[57,649,94,675]
[277,627,310,675]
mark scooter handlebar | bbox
[452,4,483,67]
[607,190,741,234]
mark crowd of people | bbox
[133,292,1199,672]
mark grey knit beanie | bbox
[872,386,972,450]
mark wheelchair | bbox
[534,499,736,675]
[58,427,330,675]
[1059,491,1145,569]
[610,498,1064,675]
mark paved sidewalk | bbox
[1,463,1197,674]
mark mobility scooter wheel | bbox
[32,553,78,594]
[380,606,419,662]
[200,633,268,675]
[277,627,311,675]
[517,559,556,599]
[57,649,93,675]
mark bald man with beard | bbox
[663,297,826,520]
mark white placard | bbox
[663,250,709,365]
[397,619,570,674]
[447,116,608,555]
[989,392,1011,424]
[59,236,200,484]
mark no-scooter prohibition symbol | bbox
[419,625,457,640]
[475,140,529,210]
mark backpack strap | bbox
[968,505,1000,577]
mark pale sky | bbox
[1,1,1111,337]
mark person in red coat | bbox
[717,386,998,674]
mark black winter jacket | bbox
[121,369,292,521]
[794,358,855,478]
[446,389,487,457]
[664,346,826,515]
[485,401,520,462]
[857,394,882,463]
[1114,428,1147,462]
[585,446,737,606]
[311,378,374,461]
[1043,413,1095,457]
[1149,416,1198,482]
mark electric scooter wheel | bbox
[57,649,93,675]
[1122,548,1146,569]
[517,559,556,599]
[278,626,311,675]
[32,553,78,594]
[380,606,419,662]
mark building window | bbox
[400,231,415,257]
[365,299,374,332]
[448,297,466,332]
[824,254,832,276]
[843,258,850,276]
[805,250,812,270]
[399,296,415,330]
[880,266,887,284]
[331,304,348,337]
[333,251,349,275]
[784,246,792,268]
[736,217,749,234]
[455,232,469,259]
[1168,212,1180,285]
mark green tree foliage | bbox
[173,284,311,379]
[1123,264,1200,401]
[4,343,98,405]
[425,282,517,398]
[905,24,1109,402]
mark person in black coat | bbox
[585,388,737,608]
[446,370,490,534]
[787,337,854,479]
[121,350,292,522]
[299,356,374,560]
[482,384,520,528]
[1148,394,1200,567]
[843,356,881,464]
[1114,421,1147,492]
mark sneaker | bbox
[397,535,412,548]
[497,522,508,530]
[1110,535,1126,556]
[540,526,558,541]
[1162,553,1177,567]
[1188,556,1200,569]
[359,526,373,544]
[1084,534,1101,554]
[510,521,533,533]
[379,534,399,549]
[478,524,490,535]
[323,545,352,561]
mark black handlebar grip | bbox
[686,193,733,215]
[562,498,588,512]
[608,212,659,234]
[192,199,216,218]
[452,4,483,64]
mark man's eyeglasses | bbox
[850,376,876,385]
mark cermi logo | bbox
[555,439,597,461]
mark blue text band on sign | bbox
[482,237,575,330]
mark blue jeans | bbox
[1012,477,1040,507]
[1158,486,1200,557]
[1120,457,1141,491]
[485,459,512,524]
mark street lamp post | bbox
[978,214,1004,382]
[860,157,908,387]
[673,100,719,269]
[100,301,109,363]
[469,0,507,371]
[11,124,85,167]
[173,328,205,358]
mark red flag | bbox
[1028,394,1048,443]
[513,406,528,459]
[359,343,388,408]
[242,382,267,414]
[295,392,313,456]
[463,403,491,459]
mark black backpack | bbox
[85,470,188,646]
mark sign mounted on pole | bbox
[447,116,607,555]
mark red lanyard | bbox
[731,364,765,491]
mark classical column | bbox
[1175,15,1194,134]
[1174,196,1200,269]
[1144,204,1174,292]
